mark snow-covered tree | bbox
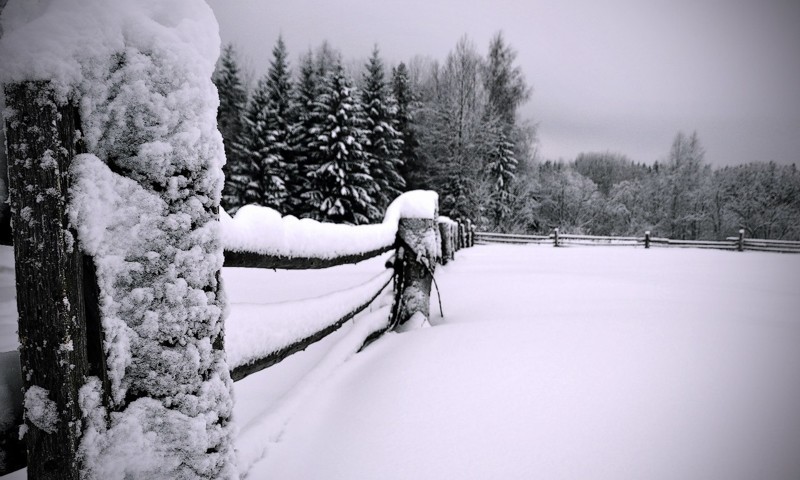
[213,43,248,211]
[485,125,518,226]
[303,65,378,224]
[231,36,292,211]
[285,50,318,217]
[391,62,423,191]
[361,46,404,218]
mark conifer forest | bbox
[214,34,800,241]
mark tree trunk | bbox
[4,81,88,479]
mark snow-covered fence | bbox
[221,191,450,382]
[476,229,800,253]
[474,231,552,245]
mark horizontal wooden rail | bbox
[649,238,737,248]
[725,237,800,246]
[230,272,393,381]
[559,234,641,242]
[475,231,551,240]
[224,243,395,269]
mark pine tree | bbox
[285,50,318,217]
[303,65,378,224]
[213,43,248,212]
[232,37,292,211]
[361,46,405,218]
[392,62,424,191]
[485,125,518,227]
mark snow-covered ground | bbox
[3,244,800,479]
[242,244,800,480]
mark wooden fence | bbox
[0,201,474,474]
[475,228,800,253]
[224,212,473,382]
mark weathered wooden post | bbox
[396,217,439,325]
[738,229,745,252]
[438,219,451,265]
[554,227,560,247]
[2,3,238,477]
[4,82,89,479]
[644,230,651,249]
[465,219,473,247]
[451,223,457,254]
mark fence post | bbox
[465,219,473,247]
[457,220,464,250]
[645,230,650,249]
[4,82,89,478]
[396,217,438,325]
[554,228,560,247]
[738,229,745,252]
[438,220,451,265]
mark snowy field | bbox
[2,244,800,479]
[239,244,800,480]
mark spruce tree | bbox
[391,62,423,190]
[486,125,518,227]
[285,51,318,217]
[361,46,405,218]
[304,65,378,224]
[213,43,248,212]
[232,37,292,211]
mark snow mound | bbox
[221,190,438,258]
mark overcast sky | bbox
[207,0,800,167]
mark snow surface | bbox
[3,243,800,479]
[221,190,438,257]
[238,245,800,480]
[225,268,392,370]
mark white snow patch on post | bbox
[23,386,57,435]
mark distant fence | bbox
[475,228,800,254]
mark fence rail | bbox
[475,229,800,254]
[228,271,394,381]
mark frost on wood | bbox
[222,189,439,258]
[23,386,58,435]
[1,0,240,476]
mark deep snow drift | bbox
[243,244,800,480]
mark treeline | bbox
[513,134,800,240]
[214,35,799,240]
[213,33,533,226]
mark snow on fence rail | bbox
[475,229,800,253]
